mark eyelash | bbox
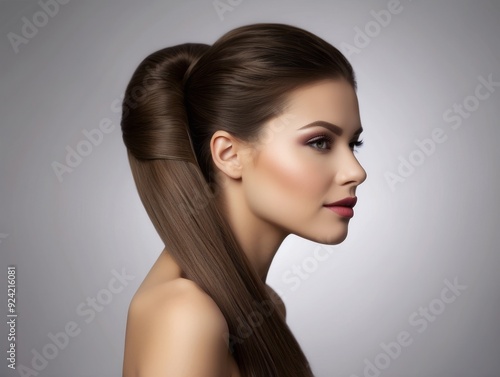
[306,134,364,152]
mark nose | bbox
[335,148,367,187]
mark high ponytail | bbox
[121,23,357,377]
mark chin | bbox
[299,228,349,245]
[321,233,348,245]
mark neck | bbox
[216,185,289,283]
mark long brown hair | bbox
[121,22,356,377]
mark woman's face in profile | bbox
[240,78,367,244]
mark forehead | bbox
[281,79,360,131]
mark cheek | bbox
[247,146,330,213]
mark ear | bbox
[210,130,247,180]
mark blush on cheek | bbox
[260,149,324,204]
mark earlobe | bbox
[210,130,243,180]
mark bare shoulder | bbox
[123,278,230,377]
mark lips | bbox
[324,196,357,208]
[324,197,357,218]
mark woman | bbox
[121,22,366,377]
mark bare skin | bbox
[122,78,366,376]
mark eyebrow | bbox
[298,120,363,137]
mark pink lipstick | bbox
[324,196,357,218]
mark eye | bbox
[350,139,364,153]
[306,134,333,151]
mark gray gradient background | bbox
[1,0,499,376]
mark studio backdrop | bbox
[1,1,499,376]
